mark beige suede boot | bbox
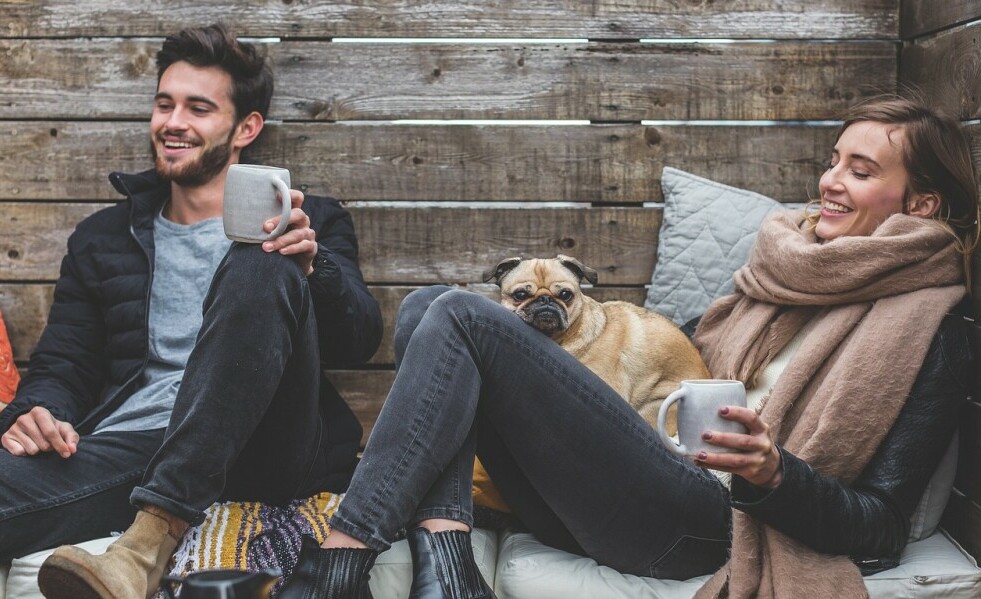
[37,510,180,599]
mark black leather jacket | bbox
[727,303,974,573]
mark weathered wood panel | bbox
[354,206,659,285]
[0,40,897,121]
[0,203,105,281]
[326,370,394,446]
[900,23,981,120]
[0,0,898,40]
[901,0,981,39]
[942,489,981,562]
[0,203,662,284]
[0,285,53,363]
[0,121,837,203]
[0,283,647,365]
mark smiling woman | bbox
[817,121,931,239]
[811,98,980,268]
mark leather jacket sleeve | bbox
[728,310,973,568]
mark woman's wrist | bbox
[758,446,784,489]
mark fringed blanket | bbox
[155,492,342,597]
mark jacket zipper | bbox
[78,174,155,433]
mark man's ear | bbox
[232,111,264,150]
[907,192,940,218]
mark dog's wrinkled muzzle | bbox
[528,297,568,333]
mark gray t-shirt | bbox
[93,209,230,434]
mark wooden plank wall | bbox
[2,1,900,472]
[900,0,981,562]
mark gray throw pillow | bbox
[645,167,785,325]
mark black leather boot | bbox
[407,527,497,599]
[277,535,377,599]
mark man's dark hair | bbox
[156,23,273,121]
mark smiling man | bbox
[0,24,382,599]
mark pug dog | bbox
[484,254,710,434]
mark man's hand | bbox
[1,406,79,458]
[261,189,318,276]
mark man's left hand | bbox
[262,189,318,276]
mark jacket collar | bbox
[108,169,170,230]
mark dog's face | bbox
[485,255,598,336]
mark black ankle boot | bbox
[407,527,497,599]
[277,535,377,599]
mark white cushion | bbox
[865,530,981,598]
[3,530,498,599]
[6,536,115,599]
[494,529,980,599]
[495,532,709,599]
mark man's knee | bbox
[222,243,304,284]
[208,243,307,309]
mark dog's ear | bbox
[483,256,524,285]
[557,254,599,285]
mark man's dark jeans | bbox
[330,287,732,580]
[0,244,332,562]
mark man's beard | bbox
[152,130,234,187]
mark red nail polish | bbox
[720,406,730,415]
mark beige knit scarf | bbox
[692,210,965,599]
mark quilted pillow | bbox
[645,167,785,325]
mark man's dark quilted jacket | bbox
[0,169,383,487]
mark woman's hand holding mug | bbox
[656,379,782,489]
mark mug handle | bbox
[265,177,293,240]
[657,387,687,456]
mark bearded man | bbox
[0,24,382,599]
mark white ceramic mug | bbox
[223,164,292,243]
[656,379,749,458]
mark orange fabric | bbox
[472,457,511,513]
[0,308,19,405]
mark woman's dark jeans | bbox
[330,287,731,580]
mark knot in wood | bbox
[644,128,662,146]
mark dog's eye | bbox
[512,290,530,301]
[558,290,574,302]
